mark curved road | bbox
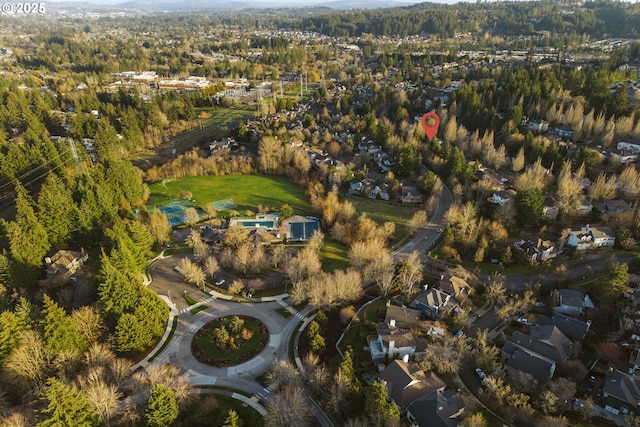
[392,182,453,261]
[143,256,336,427]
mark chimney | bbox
[389,340,395,353]
[389,319,396,327]
[44,257,51,265]
[402,354,409,363]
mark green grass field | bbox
[148,175,312,214]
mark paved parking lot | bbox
[147,254,204,311]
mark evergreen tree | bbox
[223,409,242,427]
[365,380,400,427]
[9,185,50,270]
[37,377,100,427]
[97,251,139,326]
[41,295,87,354]
[37,173,78,247]
[514,188,544,226]
[0,311,21,365]
[145,384,179,427]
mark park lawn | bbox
[321,237,350,272]
[347,198,420,245]
[147,175,312,214]
[183,392,264,427]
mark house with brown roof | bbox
[378,360,445,409]
[438,274,470,300]
[385,305,422,329]
[44,249,88,284]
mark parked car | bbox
[475,368,486,380]
[455,330,464,339]
[215,279,225,286]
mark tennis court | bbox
[159,204,185,215]
[168,215,185,227]
[211,199,237,210]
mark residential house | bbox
[406,389,465,427]
[575,197,593,215]
[536,313,592,340]
[487,189,517,206]
[44,249,88,284]
[369,321,416,363]
[369,183,391,201]
[378,360,445,408]
[566,226,616,250]
[501,324,572,382]
[385,305,422,329]
[506,325,573,363]
[527,120,549,133]
[438,274,470,305]
[554,289,594,316]
[542,197,559,221]
[602,370,640,416]
[348,179,373,197]
[503,346,556,382]
[474,170,505,192]
[594,199,633,215]
[618,141,640,154]
[409,288,453,319]
[401,186,423,205]
[513,237,558,262]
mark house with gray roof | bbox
[514,237,558,262]
[535,313,591,340]
[554,289,594,316]
[409,288,454,319]
[406,389,465,427]
[369,321,416,363]
[502,345,556,382]
[603,370,640,416]
[507,325,572,363]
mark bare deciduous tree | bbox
[148,209,171,245]
[183,207,200,227]
[407,210,428,235]
[396,251,423,298]
[186,230,208,260]
[203,256,219,279]
[178,258,206,290]
[264,385,312,427]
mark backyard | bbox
[347,197,421,245]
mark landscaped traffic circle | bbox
[191,315,269,367]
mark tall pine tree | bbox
[41,295,87,354]
[37,173,78,248]
[37,377,100,427]
[9,185,50,269]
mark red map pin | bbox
[421,112,440,142]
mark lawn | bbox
[347,197,420,245]
[147,175,312,214]
[338,299,386,370]
[320,237,350,272]
[181,392,264,427]
[191,316,269,366]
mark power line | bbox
[0,144,75,194]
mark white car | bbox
[215,279,225,286]
[475,368,486,380]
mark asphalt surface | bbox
[392,183,453,261]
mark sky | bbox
[43,0,640,5]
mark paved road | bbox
[393,183,453,261]
[144,255,337,426]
